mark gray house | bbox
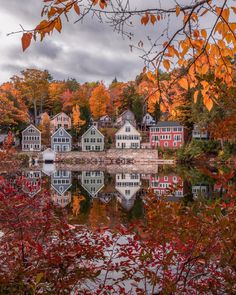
[81,171,104,197]
[22,124,41,152]
[51,170,72,195]
[51,127,72,152]
[116,109,136,127]
[81,126,104,151]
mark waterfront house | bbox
[149,174,184,198]
[98,115,112,128]
[149,121,186,149]
[50,112,71,132]
[142,113,156,127]
[115,121,141,149]
[115,173,141,210]
[192,184,211,198]
[51,170,72,195]
[81,126,104,151]
[116,109,136,127]
[42,148,56,163]
[22,170,42,197]
[192,124,209,140]
[22,124,41,152]
[81,171,104,197]
[51,191,72,208]
[51,127,72,152]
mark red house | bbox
[150,121,186,149]
[149,174,184,198]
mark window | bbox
[125,190,130,196]
[167,128,170,132]
[174,135,182,141]
[84,138,89,143]
[86,145,91,151]
[59,130,63,136]
[162,128,166,132]
[91,138,96,143]
[164,176,168,181]
[125,126,131,132]
[178,127,183,132]
[97,138,102,142]
[173,142,177,147]
[164,142,168,147]
[91,129,96,135]
[95,146,100,151]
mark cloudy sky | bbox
[0,0,227,84]
[0,0,151,84]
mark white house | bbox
[42,148,56,163]
[115,121,141,149]
[115,173,141,210]
[142,113,156,127]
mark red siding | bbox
[150,175,184,197]
[149,125,186,149]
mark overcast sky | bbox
[0,0,228,84]
[0,0,150,84]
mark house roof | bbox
[51,112,70,120]
[99,115,111,121]
[22,124,41,134]
[81,125,104,138]
[118,109,134,118]
[115,120,140,135]
[154,121,183,127]
[51,127,72,138]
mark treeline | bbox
[0,68,236,145]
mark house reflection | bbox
[115,173,141,210]
[149,174,184,200]
[51,170,72,207]
[81,171,104,198]
[22,171,42,197]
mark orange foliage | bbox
[89,83,110,120]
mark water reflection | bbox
[22,170,42,197]
[81,171,104,197]
[16,165,236,222]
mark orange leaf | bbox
[21,33,32,52]
[204,97,213,111]
[141,13,149,25]
[74,3,80,15]
[151,14,157,25]
[201,29,207,39]
[176,5,181,16]
[163,59,170,71]
[193,90,199,103]
[55,17,62,33]
[178,77,188,90]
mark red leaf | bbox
[21,33,33,52]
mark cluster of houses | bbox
[23,168,222,210]
[21,109,209,152]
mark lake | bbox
[4,163,234,226]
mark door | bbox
[122,142,126,149]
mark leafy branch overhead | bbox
[8,0,236,111]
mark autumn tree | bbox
[11,69,50,124]
[89,83,110,120]
[48,81,67,114]
[109,80,126,116]
[72,104,85,133]
[39,112,51,146]
[14,0,236,114]
[0,83,29,130]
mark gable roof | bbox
[118,109,134,118]
[154,121,183,127]
[22,124,41,134]
[51,112,70,120]
[115,120,140,135]
[51,127,72,138]
[81,125,104,138]
[99,115,111,121]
